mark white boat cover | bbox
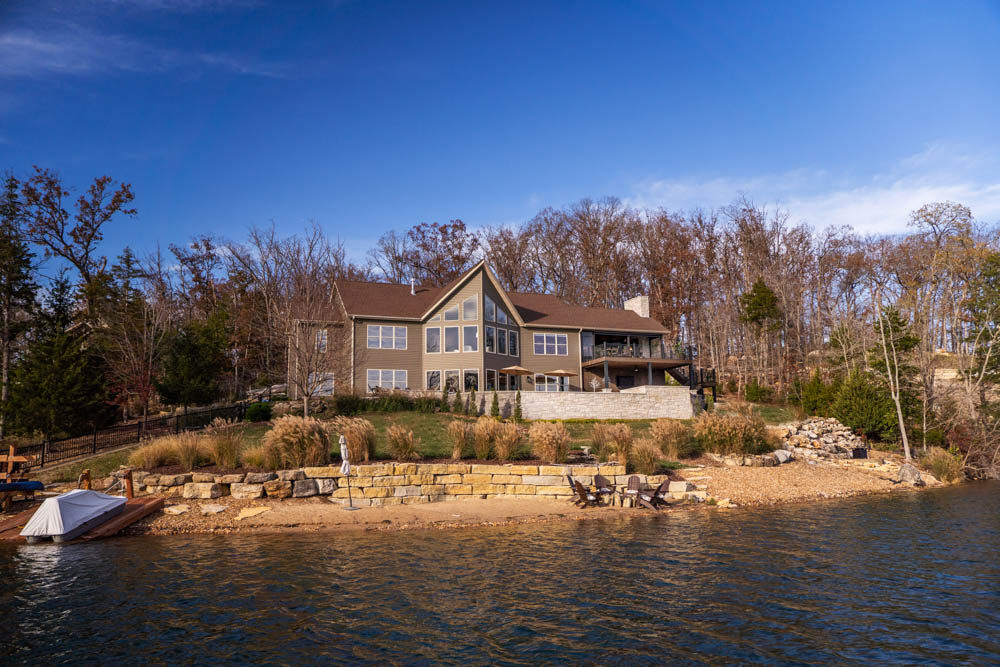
[20,489,127,538]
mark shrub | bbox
[447,420,472,459]
[127,438,177,469]
[370,391,414,413]
[263,415,332,468]
[244,402,273,422]
[591,423,615,460]
[241,445,267,468]
[173,432,207,470]
[330,416,376,463]
[452,389,463,414]
[744,380,774,403]
[204,417,245,469]
[414,396,442,413]
[386,425,420,461]
[333,394,367,415]
[608,423,633,465]
[493,422,521,462]
[693,406,774,456]
[473,416,498,459]
[514,391,522,421]
[490,391,500,418]
[530,422,570,463]
[923,446,963,482]
[631,439,664,475]
[831,370,897,441]
[649,419,691,459]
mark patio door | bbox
[616,375,635,389]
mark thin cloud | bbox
[627,144,1000,233]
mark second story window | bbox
[444,305,459,321]
[444,326,459,353]
[315,328,328,354]
[463,325,479,352]
[533,333,567,355]
[426,327,441,353]
[485,295,496,321]
[463,296,477,320]
[508,330,518,356]
[367,325,407,350]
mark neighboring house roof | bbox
[335,264,669,333]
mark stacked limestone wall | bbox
[473,386,696,420]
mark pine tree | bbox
[0,174,37,438]
[490,391,500,418]
[440,385,449,411]
[831,369,897,442]
[467,388,476,416]
[800,369,828,416]
[155,313,228,413]
[514,390,522,421]
[452,388,463,414]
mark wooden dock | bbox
[0,496,163,544]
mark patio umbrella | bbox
[544,369,578,377]
[499,365,532,376]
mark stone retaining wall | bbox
[135,462,709,507]
[481,386,697,420]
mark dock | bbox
[0,496,164,544]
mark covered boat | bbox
[20,489,126,544]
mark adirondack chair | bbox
[572,480,599,508]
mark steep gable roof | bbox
[507,292,669,333]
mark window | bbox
[426,370,441,390]
[444,369,460,392]
[430,313,441,322]
[444,305,459,321]
[485,295,496,321]
[367,369,407,391]
[534,374,568,392]
[497,307,508,324]
[367,325,406,350]
[464,370,479,391]
[444,326,459,352]
[463,325,479,352]
[463,296,477,320]
[485,326,495,353]
[426,328,441,353]
[308,372,334,395]
[315,328,328,354]
[486,369,497,390]
[533,333,567,355]
[497,328,507,355]
[508,330,518,356]
[498,373,508,391]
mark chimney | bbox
[624,295,649,318]
[410,278,416,296]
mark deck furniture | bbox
[594,474,616,504]
[572,480,600,507]
[0,444,39,512]
[621,475,641,507]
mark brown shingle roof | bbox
[507,292,669,333]
[335,280,444,319]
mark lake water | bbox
[2,483,999,664]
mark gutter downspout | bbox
[350,315,356,394]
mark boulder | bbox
[897,463,924,486]
[773,449,792,464]
[192,473,215,483]
[230,483,265,499]
[159,474,192,487]
[316,478,337,495]
[217,474,245,485]
[277,469,305,481]
[245,472,277,484]
[668,481,694,493]
[200,504,227,515]
[263,480,293,498]
[140,474,159,486]
[183,482,223,499]
[292,479,318,497]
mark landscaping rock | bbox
[897,463,924,486]
[316,478,337,495]
[773,449,792,464]
[192,473,215,483]
[775,417,868,460]
[292,479,318,497]
[668,481,695,493]
[159,474,192,486]
[277,469,305,481]
[183,482,222,499]
[230,483,265,499]
[217,474,245,485]
[140,474,159,487]
[163,504,190,515]
[200,504,227,515]
[263,480,292,498]
[244,472,277,484]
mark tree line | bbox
[1,168,998,476]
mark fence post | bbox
[92,426,98,454]
[41,439,47,467]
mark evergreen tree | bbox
[0,174,37,438]
[440,385,449,411]
[801,369,830,416]
[514,390,522,421]
[831,369,897,442]
[490,391,500,417]
[155,313,228,412]
[467,388,476,416]
[452,388,462,414]
[9,275,114,439]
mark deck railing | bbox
[583,341,696,362]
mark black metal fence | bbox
[16,403,247,468]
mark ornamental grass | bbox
[608,423,633,465]
[330,416,376,462]
[493,422,521,462]
[649,419,694,459]
[692,405,774,456]
[386,424,420,461]
[204,417,245,469]
[447,420,472,459]
[529,421,570,463]
[473,416,499,459]
[262,415,331,468]
[631,439,664,475]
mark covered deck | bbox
[581,356,717,393]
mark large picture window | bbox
[533,333,568,355]
[426,370,441,390]
[444,369,461,392]
[485,326,495,353]
[367,369,407,391]
[497,328,507,355]
[425,327,441,353]
[534,374,568,392]
[464,370,479,392]
[508,330,518,356]
[463,296,477,320]
[486,369,497,391]
[485,295,496,322]
[497,307,508,324]
[444,326,459,353]
[463,325,479,352]
[367,325,406,350]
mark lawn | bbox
[38,448,138,484]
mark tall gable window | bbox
[485,295,496,322]
[497,307,508,324]
[315,328,328,354]
[463,296,477,320]
[444,305,459,321]
[485,326,495,353]
[463,325,479,352]
[444,326,460,353]
[368,325,406,350]
[508,330,518,356]
[497,328,507,354]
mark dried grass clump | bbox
[493,422,522,462]
[591,423,615,460]
[650,419,693,458]
[530,421,570,463]
[331,416,376,462]
[447,420,472,459]
[386,424,420,461]
[693,405,774,456]
[923,446,963,482]
[632,439,664,475]
[608,423,633,465]
[262,415,331,468]
[204,417,246,469]
[174,432,208,470]
[127,437,177,469]
[473,417,498,459]
[240,445,267,468]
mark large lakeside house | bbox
[288,261,714,398]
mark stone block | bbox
[363,486,392,498]
[598,465,626,476]
[538,465,569,476]
[160,474,192,487]
[393,485,421,497]
[245,472,277,484]
[331,487,353,498]
[192,472,215,483]
[511,485,537,495]
[444,484,473,495]
[536,486,569,495]
[372,475,406,487]
[346,476,373,487]
[402,495,430,505]
[420,484,445,495]
[504,465,540,475]
[463,474,493,484]
[316,478,337,495]
[435,474,463,484]
[293,479,318,497]
[522,475,566,486]
[303,466,342,479]
[491,474,522,484]
[568,466,599,475]
[217,474,245,485]
[668,481,694,493]
[354,464,393,476]
[230,483,265,499]
[141,474,159,486]
[423,463,470,474]
[263,480,292,498]
[571,475,593,486]
[405,474,435,485]
[183,482,222,499]
[330,497,371,507]
[277,469,305,481]
[370,497,403,506]
[470,464,509,474]
[472,484,504,495]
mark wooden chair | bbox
[572,480,599,508]
[594,474,616,504]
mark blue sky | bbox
[3,0,1000,264]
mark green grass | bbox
[37,448,137,484]
[751,404,801,425]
